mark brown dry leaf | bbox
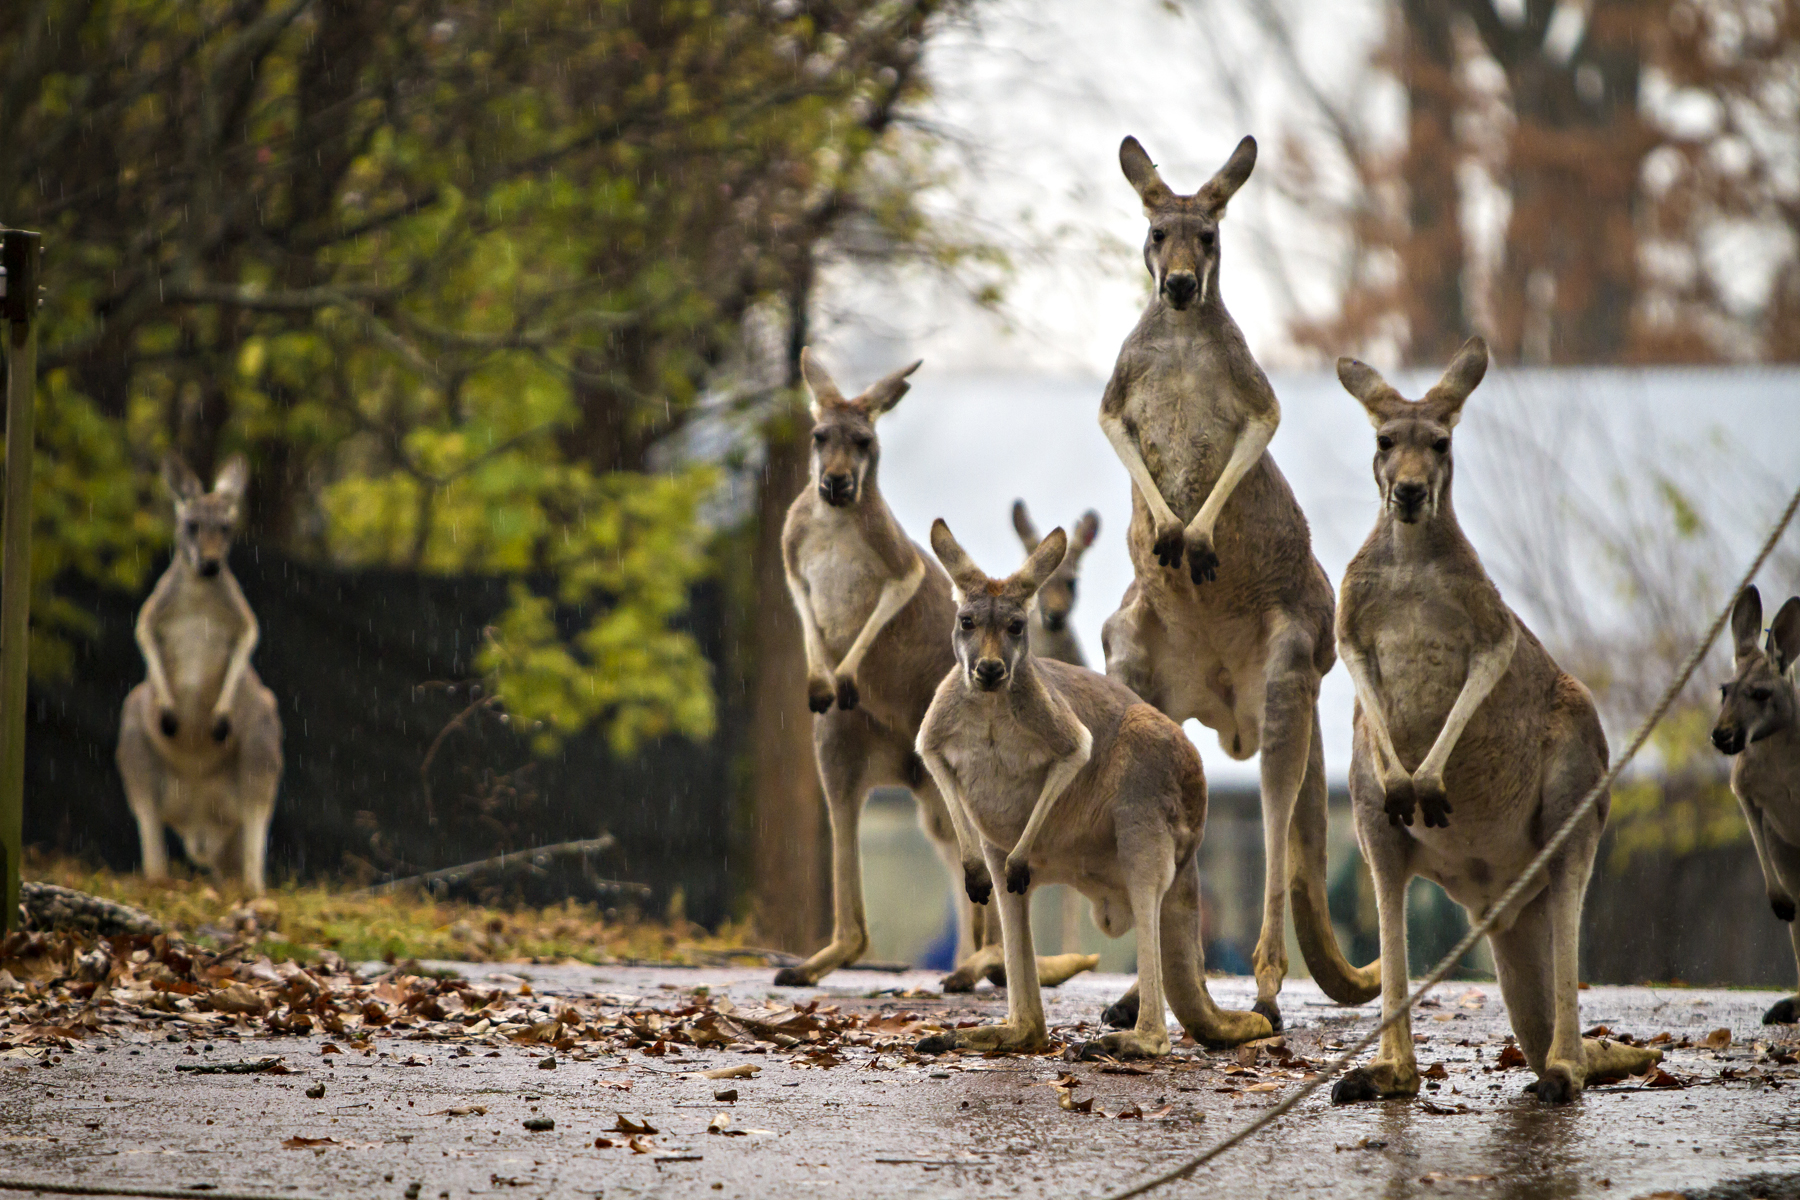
[1704,1028,1731,1051]
[1144,1104,1175,1120]
[1456,988,1487,1009]
[1496,1044,1528,1070]
[1421,1063,1449,1080]
[1056,1090,1095,1114]
[427,1106,487,1117]
[1649,1031,1673,1045]
[594,1137,620,1150]
[627,1135,656,1154]
[281,1136,341,1149]
[1115,1104,1143,1120]
[1100,1062,1154,1076]
[1244,1082,1279,1094]
[611,1114,659,1136]
[207,983,267,1015]
[706,1113,747,1137]
[1641,1068,1685,1090]
[699,1063,759,1080]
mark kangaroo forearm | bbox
[920,748,983,866]
[1417,631,1517,780]
[784,569,835,676]
[1008,725,1093,864]
[215,633,258,713]
[838,556,923,676]
[1341,647,1406,779]
[1100,414,1180,529]
[134,613,174,706]
[1187,414,1276,536]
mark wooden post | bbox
[0,229,41,934]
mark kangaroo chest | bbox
[939,710,1061,845]
[1355,569,1481,766]
[1120,333,1246,520]
[1737,739,1800,845]
[797,516,899,657]
[154,579,244,708]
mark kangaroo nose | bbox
[974,659,1006,689]
[1163,272,1199,306]
[198,559,222,578]
[1394,482,1428,511]
[1712,725,1743,755]
[820,474,856,505]
[1042,612,1067,632]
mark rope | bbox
[1107,481,1800,1200]
[0,1180,331,1200]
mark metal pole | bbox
[0,229,41,935]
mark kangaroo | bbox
[1012,502,1099,667]
[1711,586,1800,1025]
[1098,134,1375,1029]
[117,455,283,895]
[912,520,1270,1057]
[775,350,1095,992]
[1328,338,1661,1104]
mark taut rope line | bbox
[1107,481,1800,1200]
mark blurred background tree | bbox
[1,0,999,942]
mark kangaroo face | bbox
[1714,588,1800,755]
[954,587,1032,693]
[1012,504,1099,634]
[809,404,877,509]
[1371,417,1453,525]
[165,455,248,578]
[1118,135,1257,313]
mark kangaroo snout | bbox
[819,473,857,506]
[1712,722,1745,755]
[973,659,1007,690]
[1041,611,1068,633]
[1392,482,1428,519]
[1163,271,1199,308]
[198,558,222,578]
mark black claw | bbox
[1251,999,1283,1033]
[1153,531,1184,570]
[1005,861,1031,894]
[210,715,231,743]
[159,710,179,738]
[1188,546,1219,585]
[1102,993,1140,1030]
[1076,1039,1114,1062]
[1764,997,1799,1025]
[1330,1068,1383,1105]
[1774,896,1797,923]
[1384,777,1417,827]
[807,685,834,714]
[772,967,808,987]
[835,676,859,711]
[916,1032,958,1056]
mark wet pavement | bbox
[2,963,1797,1199]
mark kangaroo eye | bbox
[1433,438,1450,454]
[1007,619,1026,637]
[186,521,199,535]
[1750,687,1773,702]
[811,430,828,445]
[959,616,975,632]
[1066,579,1077,598]
[1200,229,1216,246]
[852,436,872,451]
[1376,435,1394,452]
[1150,229,1166,244]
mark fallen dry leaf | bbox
[698,1063,759,1080]
[1496,1044,1528,1070]
[1422,1063,1450,1080]
[206,983,267,1015]
[610,1114,659,1136]
[1704,1028,1731,1051]
[1115,1104,1143,1120]
[1244,1082,1279,1094]
[427,1105,487,1117]
[1057,1090,1095,1114]
[1641,1068,1685,1090]
[281,1136,340,1149]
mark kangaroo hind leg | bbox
[1160,854,1271,1048]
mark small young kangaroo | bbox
[1711,586,1800,1025]
[117,455,283,894]
[776,350,1095,992]
[1098,134,1374,1028]
[1011,501,1099,667]
[913,520,1271,1057]
[1330,338,1660,1104]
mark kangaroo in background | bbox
[1012,501,1099,667]
[1330,339,1660,1105]
[914,520,1269,1057]
[117,455,283,895]
[1097,134,1375,1029]
[1711,586,1800,1025]
[776,350,1094,992]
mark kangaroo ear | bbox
[1732,586,1765,662]
[1120,137,1175,212]
[1769,597,1800,673]
[1196,135,1257,217]
[930,519,989,600]
[1011,500,1040,552]
[858,360,922,416]
[1337,357,1404,428]
[163,454,203,503]
[1072,510,1100,552]
[213,454,249,504]
[1012,527,1069,598]
[1423,336,1488,429]
[799,347,845,419]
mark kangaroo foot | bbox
[1251,998,1283,1033]
[1584,1038,1661,1084]
[1330,1061,1419,1104]
[917,1021,1046,1055]
[1190,1007,1273,1050]
[1103,990,1139,1029]
[772,940,864,988]
[1765,996,1800,1025]
[1532,1060,1581,1105]
[941,945,1003,995]
[1078,1028,1171,1061]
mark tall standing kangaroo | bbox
[913,521,1269,1058]
[1098,134,1375,1028]
[117,455,283,895]
[775,350,1095,991]
[1711,586,1800,1025]
[1329,339,1660,1104]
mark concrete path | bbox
[2,964,1796,1199]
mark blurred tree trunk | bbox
[1397,0,1468,363]
[745,283,827,953]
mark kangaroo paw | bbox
[159,710,179,738]
[1383,776,1417,827]
[1773,894,1796,922]
[1416,777,1452,828]
[916,1031,959,1055]
[1152,525,1184,570]
[834,675,859,711]
[1185,534,1219,585]
[963,862,993,906]
[1251,999,1283,1033]
[210,714,231,743]
[772,966,812,987]
[1331,1063,1418,1104]
[1533,1063,1579,1105]
[1102,991,1140,1030]
[1005,859,1031,894]
[806,677,834,714]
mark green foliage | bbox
[1606,705,1749,873]
[1,0,969,751]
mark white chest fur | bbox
[938,707,1059,847]
[155,578,243,709]
[797,515,893,656]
